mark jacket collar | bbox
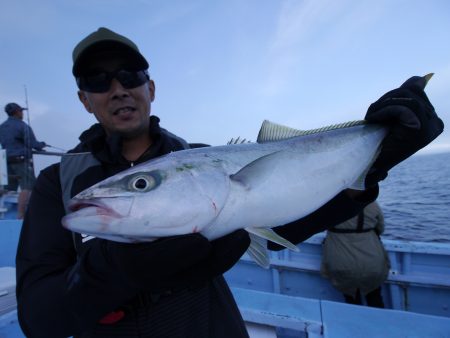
[76,115,164,165]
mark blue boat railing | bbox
[225,232,450,319]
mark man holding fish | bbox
[15,27,443,338]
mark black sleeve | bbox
[15,164,136,338]
[268,187,378,250]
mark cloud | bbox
[260,0,335,96]
[259,0,386,97]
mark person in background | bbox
[321,201,389,307]
[0,103,47,219]
[15,27,443,338]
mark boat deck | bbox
[1,218,450,337]
[232,287,450,338]
[226,232,450,318]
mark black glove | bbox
[85,230,249,291]
[207,229,250,276]
[169,229,250,288]
[364,74,444,186]
[100,234,212,290]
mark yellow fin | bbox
[247,233,270,268]
[246,227,299,252]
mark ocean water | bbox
[377,151,450,243]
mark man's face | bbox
[16,110,24,120]
[77,55,155,139]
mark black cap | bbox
[4,103,27,116]
[72,27,149,76]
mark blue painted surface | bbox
[321,300,450,338]
[231,287,322,336]
[226,232,450,318]
[0,312,24,338]
[0,220,21,267]
[0,218,23,337]
[231,287,450,338]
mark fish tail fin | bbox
[349,164,372,190]
[245,227,300,268]
[349,146,383,190]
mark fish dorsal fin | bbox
[257,120,305,143]
[257,119,368,143]
[227,137,250,145]
[245,227,299,268]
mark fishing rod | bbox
[33,150,66,156]
[24,85,31,126]
[23,86,68,155]
[45,144,67,152]
[33,150,88,157]
[22,85,35,172]
[32,144,68,156]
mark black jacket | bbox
[16,116,376,337]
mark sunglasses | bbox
[76,69,149,93]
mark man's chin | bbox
[115,124,149,140]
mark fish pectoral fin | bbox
[230,151,285,189]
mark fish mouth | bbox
[68,199,123,218]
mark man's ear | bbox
[149,80,155,102]
[78,91,93,113]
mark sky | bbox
[1,0,449,174]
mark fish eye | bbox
[129,175,155,192]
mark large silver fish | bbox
[62,120,387,267]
